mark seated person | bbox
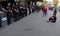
[47,13,57,23]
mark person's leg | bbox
[45,12,47,16]
[25,9,27,16]
[26,12,27,16]
[13,12,17,22]
[19,11,22,18]
[46,11,48,15]
[20,11,23,18]
[19,12,21,19]
[16,12,19,21]
[52,19,56,23]
[47,17,53,22]
[49,18,52,21]
[37,8,40,13]
[52,21,56,23]
[43,12,45,16]
[14,14,17,22]
[7,13,11,25]
[29,7,31,14]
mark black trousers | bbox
[6,12,12,25]
[28,7,31,14]
[18,11,22,19]
[24,12,27,16]
[13,12,20,22]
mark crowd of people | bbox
[0,1,57,28]
[0,1,36,28]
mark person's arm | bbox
[0,8,7,14]
[15,9,19,13]
[2,8,8,12]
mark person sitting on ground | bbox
[47,13,57,23]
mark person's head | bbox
[7,3,11,6]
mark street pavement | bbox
[0,10,60,36]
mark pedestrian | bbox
[6,2,13,25]
[42,6,47,17]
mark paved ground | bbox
[0,10,60,36]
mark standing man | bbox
[23,6,27,17]
[42,6,47,17]
[6,2,13,25]
[12,3,19,22]
[15,3,20,20]
[0,1,7,28]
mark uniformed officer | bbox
[6,3,13,25]
[12,3,19,22]
[19,5,24,18]
[0,1,7,27]
[15,3,20,20]
[23,6,27,17]
[21,6,25,18]
[19,3,23,18]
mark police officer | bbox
[0,1,7,27]
[19,3,23,19]
[12,3,19,22]
[20,5,24,18]
[23,6,27,16]
[15,3,20,20]
[6,3,13,25]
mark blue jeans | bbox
[43,12,47,16]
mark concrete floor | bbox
[0,10,60,36]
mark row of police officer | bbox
[0,2,27,28]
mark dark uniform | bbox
[12,4,19,22]
[6,6,12,25]
[20,7,27,18]
[15,4,20,20]
[28,6,31,14]
[23,7,27,16]
[0,4,2,27]
[19,6,24,18]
